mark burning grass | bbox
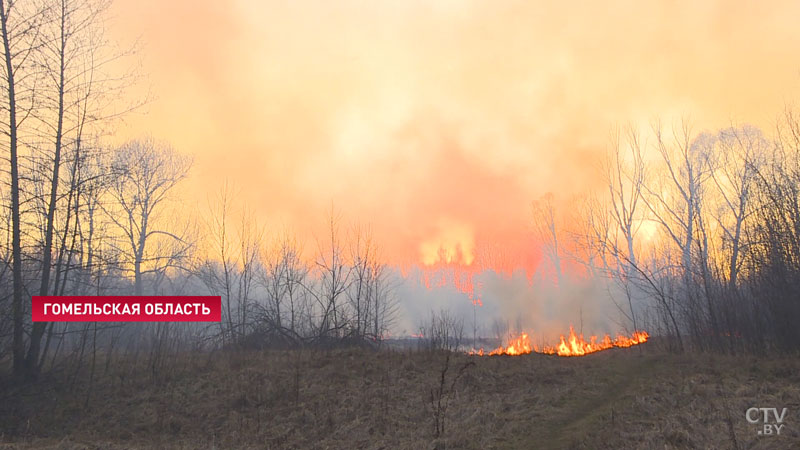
[473,326,649,357]
[1,343,798,449]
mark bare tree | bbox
[348,225,382,340]
[260,232,309,344]
[196,183,262,345]
[743,108,800,352]
[640,119,721,346]
[27,0,135,374]
[1,0,45,376]
[310,208,351,341]
[706,125,766,287]
[643,120,709,280]
[368,253,395,342]
[532,192,563,287]
[597,126,647,332]
[104,138,192,296]
[418,309,464,353]
[605,126,646,274]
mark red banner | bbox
[32,296,221,322]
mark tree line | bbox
[536,115,800,354]
[0,0,397,380]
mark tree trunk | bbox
[1,0,25,377]
[27,5,68,374]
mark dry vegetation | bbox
[1,343,798,449]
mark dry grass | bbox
[1,344,799,449]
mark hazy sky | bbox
[108,0,800,270]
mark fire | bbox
[478,326,649,357]
[489,332,532,356]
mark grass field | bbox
[1,343,799,449]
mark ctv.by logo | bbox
[746,407,788,436]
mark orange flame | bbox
[478,326,649,357]
[489,332,532,356]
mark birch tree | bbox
[707,125,767,287]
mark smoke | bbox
[108,0,800,272]
[393,264,631,343]
[104,0,800,343]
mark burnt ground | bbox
[1,344,799,449]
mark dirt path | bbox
[529,353,660,449]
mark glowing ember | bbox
[475,326,649,357]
